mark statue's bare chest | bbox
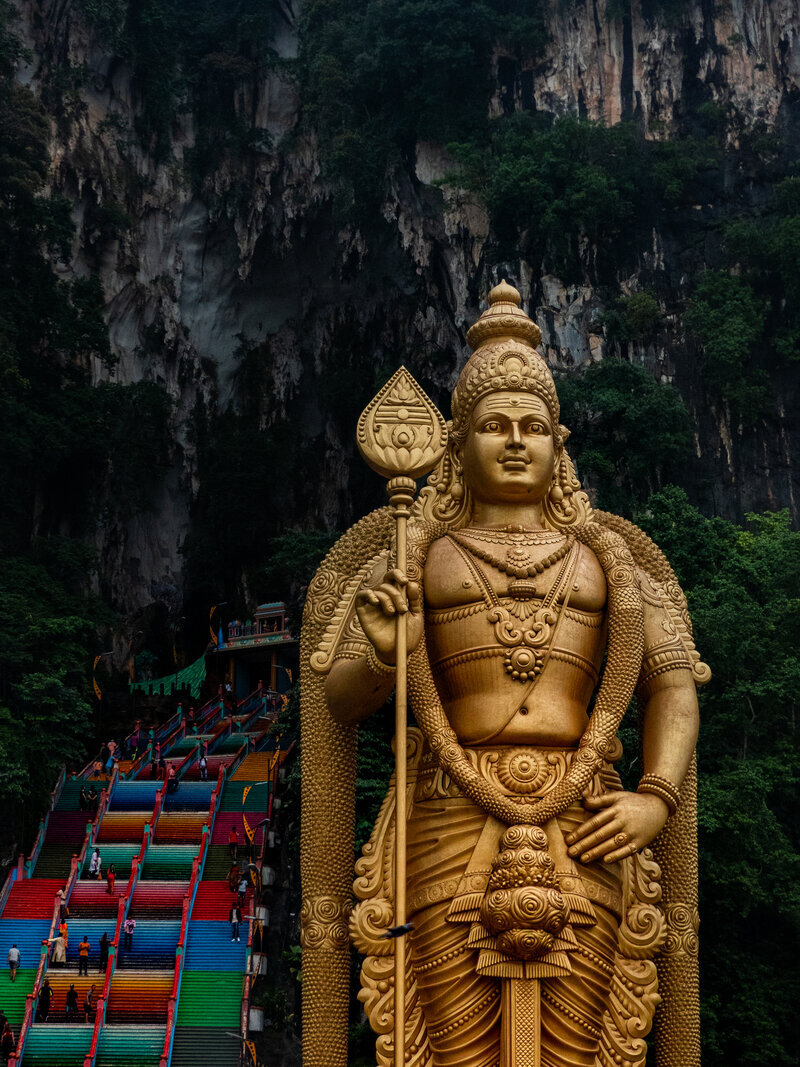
[423,533,607,615]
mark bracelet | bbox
[365,643,396,678]
[637,774,680,816]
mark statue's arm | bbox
[325,568,424,726]
[566,568,699,865]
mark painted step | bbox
[35,972,103,1021]
[202,845,242,882]
[54,780,89,812]
[214,733,249,755]
[23,1024,93,1064]
[211,812,267,847]
[68,882,119,918]
[44,811,91,845]
[219,782,270,813]
[170,1025,241,1067]
[192,882,252,922]
[96,813,150,843]
[184,921,247,970]
[96,1024,166,1066]
[175,971,242,1028]
[230,753,275,781]
[116,920,180,969]
[109,782,160,812]
[105,970,172,1023]
[2,879,61,919]
[80,844,138,880]
[32,844,78,879]
[140,846,197,881]
[152,813,207,844]
[182,756,228,780]
[58,918,116,968]
[1,968,36,1026]
[162,782,215,812]
[129,881,188,918]
[0,920,51,970]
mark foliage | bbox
[684,271,769,417]
[599,291,663,345]
[448,111,719,277]
[299,0,547,213]
[557,359,692,514]
[638,488,800,1065]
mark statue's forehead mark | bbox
[473,393,550,418]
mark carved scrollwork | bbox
[300,895,351,951]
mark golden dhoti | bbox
[407,752,624,1067]
[352,738,665,1067]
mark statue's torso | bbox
[424,533,607,746]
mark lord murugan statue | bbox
[300,282,709,1067]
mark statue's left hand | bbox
[564,791,669,865]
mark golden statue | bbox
[300,282,709,1067]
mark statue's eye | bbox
[483,421,502,433]
[526,421,546,435]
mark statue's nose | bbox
[506,422,524,449]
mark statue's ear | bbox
[557,423,571,447]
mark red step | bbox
[211,812,265,846]
[69,882,120,917]
[192,881,252,921]
[130,881,189,917]
[3,878,61,919]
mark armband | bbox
[365,643,396,678]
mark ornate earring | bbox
[451,457,464,501]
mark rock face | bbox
[11,0,800,616]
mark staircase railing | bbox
[81,778,165,1067]
[10,768,119,1066]
[158,765,225,1067]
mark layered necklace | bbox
[447,528,579,684]
[451,526,571,601]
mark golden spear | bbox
[357,367,448,1066]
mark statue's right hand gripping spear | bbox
[357,367,448,1067]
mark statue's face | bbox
[460,392,556,505]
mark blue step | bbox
[109,781,161,812]
[184,921,247,971]
[0,919,52,968]
[116,920,180,969]
[56,919,117,968]
[163,782,216,812]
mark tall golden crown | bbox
[452,280,559,431]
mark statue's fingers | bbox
[568,819,620,858]
[376,583,408,613]
[387,568,408,587]
[355,589,380,607]
[583,792,618,809]
[578,831,627,864]
[602,841,639,864]
[407,581,423,614]
[565,806,615,844]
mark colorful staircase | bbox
[1,686,284,1066]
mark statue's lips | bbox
[499,456,530,469]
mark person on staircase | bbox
[6,945,20,983]
[98,932,109,973]
[167,764,178,793]
[105,863,116,895]
[47,933,66,968]
[83,984,95,1024]
[1,1018,15,1061]
[65,983,78,1023]
[56,886,68,922]
[228,826,239,861]
[123,916,136,951]
[199,754,208,781]
[229,902,242,942]
[88,785,99,814]
[78,935,91,977]
[89,847,101,880]
[37,979,52,1022]
[79,785,89,812]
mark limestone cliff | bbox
[11,0,800,617]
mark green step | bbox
[2,969,36,1024]
[219,782,269,813]
[170,1026,241,1067]
[96,1024,166,1065]
[141,846,196,880]
[81,843,139,878]
[202,845,236,880]
[175,971,242,1027]
[33,844,77,878]
[214,733,248,755]
[23,1024,93,1063]
[54,780,88,812]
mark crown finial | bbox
[488,279,521,307]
